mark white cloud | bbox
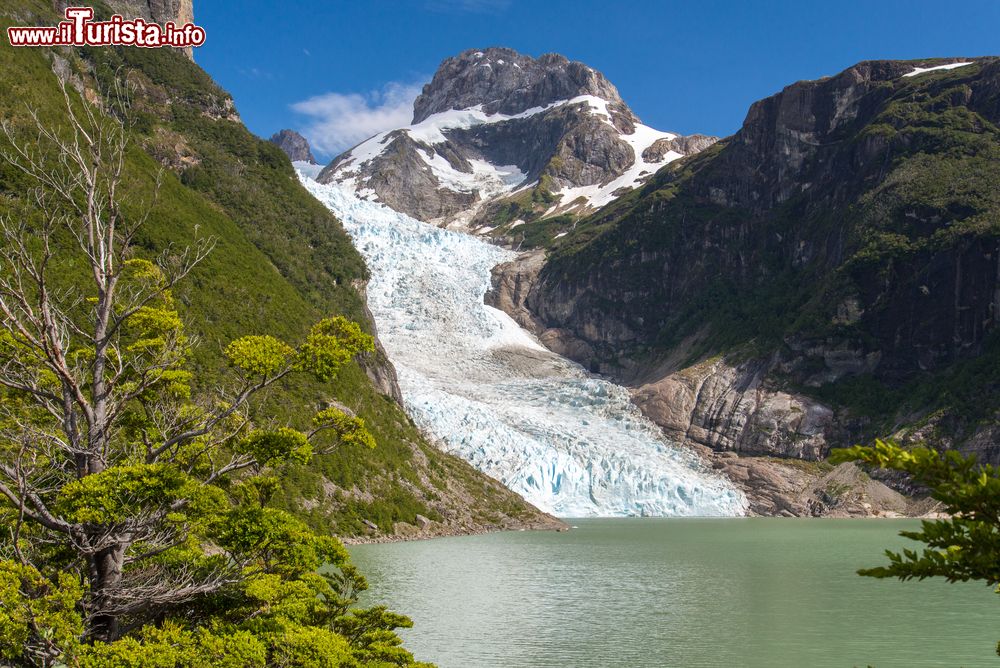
[239,67,273,80]
[292,82,423,158]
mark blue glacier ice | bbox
[302,176,747,518]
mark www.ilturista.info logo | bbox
[7,7,206,49]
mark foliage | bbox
[831,439,1000,654]
[0,2,541,541]
[808,331,1000,435]
[237,429,313,467]
[504,214,577,249]
[476,174,564,240]
[0,561,83,664]
[0,56,429,666]
[297,318,375,382]
[226,336,297,377]
[84,38,369,325]
[8,548,435,667]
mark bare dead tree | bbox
[0,75,370,647]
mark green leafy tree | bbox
[0,78,429,666]
[833,438,1000,654]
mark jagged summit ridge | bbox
[269,129,316,164]
[318,46,716,227]
[412,47,633,124]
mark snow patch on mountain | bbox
[332,95,616,186]
[556,114,682,210]
[301,173,747,518]
[426,155,525,199]
[545,96,683,210]
[902,61,973,78]
[326,94,685,214]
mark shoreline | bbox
[341,515,568,546]
[341,510,948,546]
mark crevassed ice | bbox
[302,176,747,518]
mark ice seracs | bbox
[292,160,323,180]
[301,174,747,518]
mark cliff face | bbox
[104,0,193,25]
[103,0,195,59]
[511,58,1000,465]
[630,357,834,459]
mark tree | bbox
[832,439,1000,654]
[0,77,428,666]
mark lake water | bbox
[350,519,999,667]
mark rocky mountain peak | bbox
[412,47,633,123]
[318,46,716,227]
[269,129,316,164]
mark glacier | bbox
[302,175,747,518]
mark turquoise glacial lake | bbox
[350,518,1000,667]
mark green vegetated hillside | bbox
[530,57,1000,460]
[0,0,551,537]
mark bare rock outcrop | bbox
[269,129,316,164]
[488,251,836,462]
[411,48,632,124]
[104,0,195,59]
[631,357,833,460]
[104,0,193,26]
[642,134,718,162]
[485,59,1000,517]
[486,250,597,362]
[705,451,935,518]
[487,250,941,518]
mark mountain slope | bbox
[317,47,716,235]
[0,0,557,538]
[512,57,1000,476]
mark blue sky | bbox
[195,0,1000,162]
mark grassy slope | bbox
[0,1,547,536]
